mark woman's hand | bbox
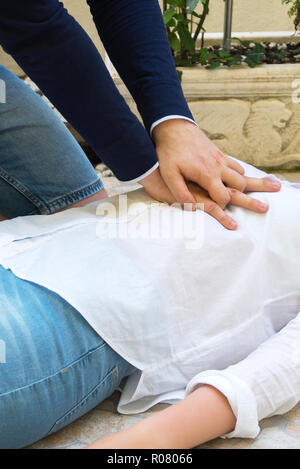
[152,119,281,209]
[139,167,280,230]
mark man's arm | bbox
[86,0,195,136]
[0,0,158,182]
[0,0,282,218]
[86,0,281,209]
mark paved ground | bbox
[28,168,300,450]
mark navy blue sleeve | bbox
[0,0,159,181]
[87,0,194,134]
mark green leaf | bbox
[199,47,209,64]
[167,0,186,7]
[167,18,176,27]
[174,13,185,21]
[226,54,242,64]
[163,8,175,25]
[233,37,252,48]
[175,57,192,66]
[198,48,217,64]
[223,55,242,67]
[177,22,195,53]
[218,50,232,59]
[208,61,221,69]
[271,50,287,60]
[168,32,181,51]
[177,69,183,82]
[245,49,265,64]
[252,43,265,53]
[206,52,218,59]
[244,56,258,68]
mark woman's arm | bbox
[87,308,300,449]
[85,385,236,449]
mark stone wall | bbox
[115,63,300,169]
[182,64,300,169]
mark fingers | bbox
[229,189,269,213]
[244,176,281,193]
[204,200,238,230]
[205,179,231,208]
[187,183,237,230]
[164,171,197,209]
[201,187,269,230]
[223,155,245,175]
[221,167,247,192]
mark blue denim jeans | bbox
[0,67,135,448]
[0,65,104,218]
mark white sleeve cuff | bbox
[185,370,260,440]
[118,161,159,184]
[120,116,197,183]
[150,115,199,138]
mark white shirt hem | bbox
[118,161,159,184]
[150,115,199,138]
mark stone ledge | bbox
[180,64,300,100]
[114,64,300,169]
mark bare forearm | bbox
[86,385,236,449]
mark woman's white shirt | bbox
[0,159,300,438]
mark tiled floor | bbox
[29,167,300,450]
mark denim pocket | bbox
[48,364,119,436]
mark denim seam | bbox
[0,167,104,215]
[48,365,119,434]
[0,341,106,398]
[43,178,104,214]
[0,168,47,212]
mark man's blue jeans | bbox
[0,67,135,448]
[0,65,105,218]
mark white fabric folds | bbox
[0,159,300,438]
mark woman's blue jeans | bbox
[0,66,135,448]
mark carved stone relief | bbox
[188,98,300,168]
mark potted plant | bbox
[158,0,300,169]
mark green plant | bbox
[196,40,265,69]
[195,41,300,69]
[282,0,300,30]
[163,1,300,79]
[163,0,210,65]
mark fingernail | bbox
[228,219,237,229]
[270,180,281,188]
[257,201,269,210]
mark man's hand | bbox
[140,168,281,230]
[152,119,281,209]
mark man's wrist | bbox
[139,166,160,189]
[152,118,198,144]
